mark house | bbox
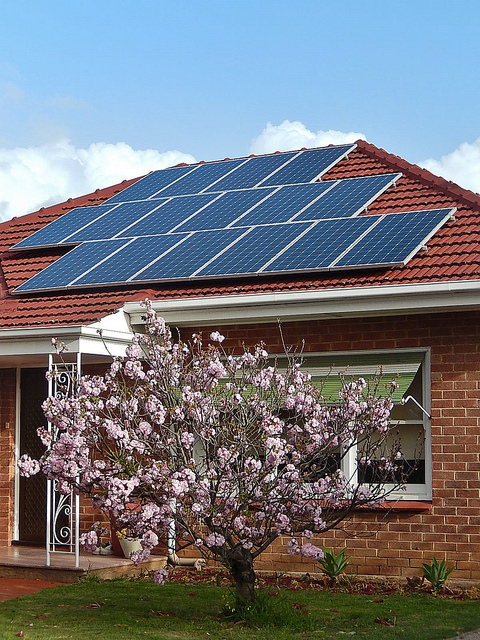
[1,140,479,582]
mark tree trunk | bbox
[227,547,256,604]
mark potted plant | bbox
[116,528,143,558]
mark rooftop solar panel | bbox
[333,208,455,268]
[14,239,129,292]
[73,234,186,286]
[155,158,247,197]
[12,205,116,250]
[14,208,453,294]
[13,144,453,295]
[104,165,197,204]
[131,227,247,281]
[205,152,298,192]
[260,144,354,187]
[117,193,220,237]
[236,182,334,227]
[64,200,168,243]
[294,173,401,221]
[261,217,378,274]
[173,188,275,232]
[196,222,312,277]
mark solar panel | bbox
[64,200,168,243]
[236,183,334,227]
[104,165,197,204]
[12,205,116,250]
[294,173,401,221]
[205,152,298,192]
[131,228,247,281]
[13,143,455,295]
[173,188,275,232]
[73,235,187,285]
[196,222,312,276]
[154,158,247,197]
[14,208,454,293]
[14,239,129,292]
[117,193,220,237]
[261,217,378,274]
[333,208,455,268]
[260,144,354,187]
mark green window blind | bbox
[277,352,422,404]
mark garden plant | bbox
[422,557,455,593]
[20,301,408,605]
[318,547,349,585]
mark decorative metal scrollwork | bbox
[47,362,78,558]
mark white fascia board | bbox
[123,279,480,327]
[0,324,133,359]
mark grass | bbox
[0,576,479,640]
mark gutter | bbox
[123,279,480,327]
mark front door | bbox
[18,368,47,543]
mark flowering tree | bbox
[20,302,404,603]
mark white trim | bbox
[123,279,480,327]
[0,324,133,362]
[75,351,81,568]
[46,354,53,566]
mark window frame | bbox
[292,347,432,501]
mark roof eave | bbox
[0,324,133,364]
[124,279,480,327]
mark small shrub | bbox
[318,548,349,585]
[422,557,454,593]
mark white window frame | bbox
[301,347,432,501]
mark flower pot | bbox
[119,538,143,558]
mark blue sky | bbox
[1,0,480,219]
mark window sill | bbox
[359,500,432,512]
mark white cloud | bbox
[250,120,366,154]
[423,138,480,194]
[0,139,196,221]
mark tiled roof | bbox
[1,140,479,329]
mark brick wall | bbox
[192,310,480,582]
[0,369,16,546]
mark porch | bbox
[0,546,168,583]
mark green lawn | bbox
[0,577,479,640]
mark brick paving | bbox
[0,577,60,602]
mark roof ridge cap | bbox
[356,139,480,210]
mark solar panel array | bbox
[11,143,455,294]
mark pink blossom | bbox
[299,543,324,560]
[205,532,225,549]
[153,568,169,585]
[79,530,98,553]
[180,431,195,448]
[17,455,40,477]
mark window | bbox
[298,348,431,501]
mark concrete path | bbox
[0,577,60,602]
